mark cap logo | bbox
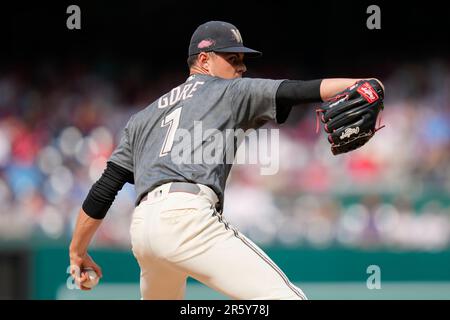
[198,39,215,49]
[230,29,243,43]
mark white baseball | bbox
[82,267,99,288]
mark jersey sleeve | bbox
[228,78,284,129]
[109,118,134,172]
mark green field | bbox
[3,243,450,299]
[56,281,450,300]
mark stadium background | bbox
[1,0,450,299]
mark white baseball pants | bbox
[129,182,307,300]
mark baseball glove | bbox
[316,79,385,155]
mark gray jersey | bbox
[109,74,283,209]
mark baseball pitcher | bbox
[69,21,385,299]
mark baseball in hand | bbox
[82,267,99,288]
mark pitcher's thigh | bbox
[139,258,187,300]
[181,230,307,300]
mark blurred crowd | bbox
[1,60,450,250]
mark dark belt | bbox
[139,182,201,204]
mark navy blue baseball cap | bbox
[188,21,262,57]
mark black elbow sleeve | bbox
[82,161,134,219]
[275,79,323,123]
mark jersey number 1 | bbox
[159,107,182,157]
